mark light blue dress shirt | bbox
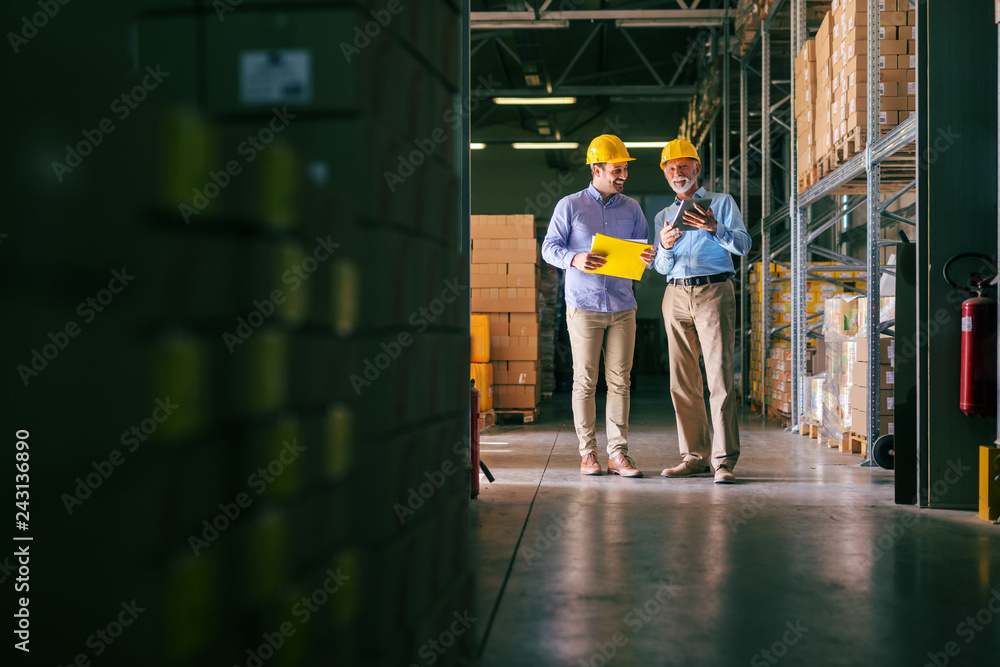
[542,184,650,312]
[652,187,752,279]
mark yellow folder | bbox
[585,233,653,281]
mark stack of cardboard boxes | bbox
[765,346,820,416]
[830,0,916,142]
[735,0,762,56]
[795,39,818,191]
[471,215,542,411]
[850,336,895,446]
[821,295,864,446]
[798,1,916,188]
[749,261,862,410]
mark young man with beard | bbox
[542,134,655,478]
[652,138,752,484]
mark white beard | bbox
[669,177,692,195]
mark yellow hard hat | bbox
[659,138,700,170]
[586,134,635,164]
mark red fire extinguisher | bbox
[943,253,998,417]
[471,379,481,498]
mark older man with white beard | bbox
[652,138,752,484]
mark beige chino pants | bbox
[662,280,740,469]
[566,305,637,457]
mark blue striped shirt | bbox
[652,187,752,279]
[542,184,649,312]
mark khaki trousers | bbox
[662,280,740,469]
[566,305,636,457]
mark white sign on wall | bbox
[239,49,312,105]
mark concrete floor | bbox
[470,378,1000,666]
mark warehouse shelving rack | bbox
[735,0,917,463]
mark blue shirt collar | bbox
[587,182,618,206]
[673,186,708,207]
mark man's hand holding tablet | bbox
[660,197,716,249]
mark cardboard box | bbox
[850,408,868,435]
[492,360,539,385]
[481,312,507,336]
[493,382,541,409]
[880,81,899,97]
[471,273,508,288]
[471,242,539,265]
[855,336,894,365]
[507,272,537,288]
[490,334,539,360]
[881,364,894,390]
[880,96,910,111]
[979,445,1000,522]
[879,415,894,436]
[509,320,538,336]
[470,214,536,239]
[471,287,537,313]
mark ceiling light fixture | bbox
[624,141,671,148]
[471,19,570,30]
[493,96,577,105]
[511,142,579,150]
[470,143,486,150]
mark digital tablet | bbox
[669,197,714,231]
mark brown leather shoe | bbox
[608,453,643,478]
[580,452,602,476]
[661,460,711,477]
[714,465,736,484]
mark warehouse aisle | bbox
[470,378,1000,666]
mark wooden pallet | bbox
[767,406,791,428]
[810,131,917,196]
[850,432,868,457]
[797,165,819,193]
[799,420,820,439]
[478,409,495,432]
[833,126,867,165]
[822,432,850,449]
[495,407,538,425]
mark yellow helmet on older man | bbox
[659,138,700,170]
[586,134,636,164]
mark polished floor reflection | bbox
[472,379,1000,666]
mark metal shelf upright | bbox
[741,0,918,452]
[791,3,917,463]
